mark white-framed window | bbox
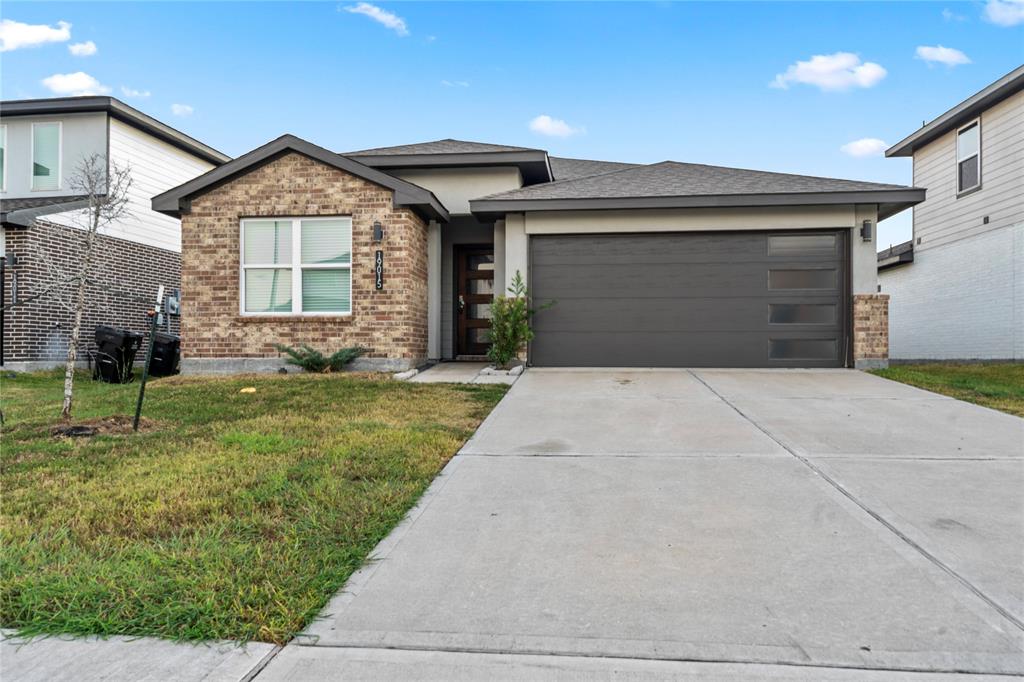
[240,216,353,315]
[0,125,6,192]
[956,119,981,195]
[31,121,62,191]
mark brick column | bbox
[853,293,889,369]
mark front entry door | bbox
[455,246,494,356]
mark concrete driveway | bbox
[262,369,1024,680]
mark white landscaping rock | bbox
[509,365,525,376]
[393,369,419,381]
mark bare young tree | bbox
[58,155,133,420]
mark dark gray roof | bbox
[348,139,543,156]
[472,161,924,220]
[549,156,640,181]
[1,195,91,227]
[152,134,449,222]
[480,161,913,199]
[877,240,914,270]
[0,96,230,165]
[347,138,553,186]
[887,64,1024,157]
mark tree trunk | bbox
[61,213,99,421]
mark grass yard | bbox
[871,363,1024,417]
[0,370,507,644]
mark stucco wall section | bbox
[180,152,428,370]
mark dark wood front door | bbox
[455,246,494,356]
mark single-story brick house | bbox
[152,135,924,372]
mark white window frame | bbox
[955,118,981,196]
[0,125,7,192]
[239,216,353,316]
[31,121,62,191]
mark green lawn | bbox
[0,370,507,644]
[871,363,1024,417]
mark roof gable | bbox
[887,64,1024,157]
[152,134,449,222]
[0,96,230,165]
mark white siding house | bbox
[880,66,1024,361]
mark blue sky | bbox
[2,1,1022,248]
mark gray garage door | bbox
[530,231,848,368]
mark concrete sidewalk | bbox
[0,631,277,682]
[270,369,1023,680]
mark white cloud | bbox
[771,52,887,92]
[441,80,469,87]
[343,3,409,36]
[41,71,110,96]
[840,138,889,158]
[942,8,967,21]
[915,45,971,67]
[983,0,1024,26]
[529,114,584,138]
[171,103,194,117]
[68,40,96,56]
[0,19,71,52]
[121,85,151,98]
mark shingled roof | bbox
[472,161,925,220]
[348,139,543,156]
[549,156,640,181]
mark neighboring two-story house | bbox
[880,65,1023,361]
[0,97,230,370]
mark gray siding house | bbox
[880,65,1024,361]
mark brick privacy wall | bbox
[853,294,889,365]
[181,152,428,365]
[2,220,181,365]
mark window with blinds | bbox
[240,217,353,314]
[32,122,61,191]
[956,120,981,194]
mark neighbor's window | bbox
[241,217,352,315]
[956,120,980,194]
[32,122,61,191]
[0,125,6,192]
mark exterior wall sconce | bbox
[860,220,873,242]
[372,221,384,243]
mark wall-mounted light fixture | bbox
[860,219,873,242]
[372,221,384,243]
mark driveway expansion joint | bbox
[688,370,1024,634]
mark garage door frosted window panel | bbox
[241,217,352,314]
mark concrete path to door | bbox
[262,369,1024,680]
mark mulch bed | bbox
[51,415,159,438]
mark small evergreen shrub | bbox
[486,271,553,369]
[273,344,368,373]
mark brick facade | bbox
[180,152,428,372]
[2,220,180,369]
[852,293,889,369]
